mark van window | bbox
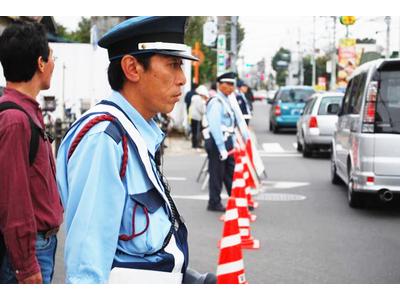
[318,96,343,115]
[342,78,357,114]
[351,73,367,114]
[375,71,400,133]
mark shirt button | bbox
[15,270,19,274]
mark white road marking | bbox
[166,177,187,181]
[262,143,285,153]
[260,143,299,157]
[260,180,309,189]
[259,153,301,157]
[172,193,306,202]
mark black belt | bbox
[38,227,59,239]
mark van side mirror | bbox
[327,103,340,115]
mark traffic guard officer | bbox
[56,16,199,283]
[235,79,252,125]
[204,72,249,212]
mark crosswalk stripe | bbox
[262,143,285,153]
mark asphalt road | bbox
[53,100,400,284]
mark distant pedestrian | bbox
[235,80,252,125]
[189,85,209,149]
[184,83,198,113]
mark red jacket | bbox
[0,88,63,281]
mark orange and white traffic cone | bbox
[243,170,259,210]
[232,154,260,250]
[219,155,256,222]
[216,197,248,284]
[240,147,259,209]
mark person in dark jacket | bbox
[235,80,252,125]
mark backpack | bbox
[0,101,44,264]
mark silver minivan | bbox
[331,59,400,208]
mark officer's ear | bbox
[121,55,142,83]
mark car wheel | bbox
[271,122,279,134]
[296,138,303,152]
[347,171,363,208]
[302,142,311,157]
[330,153,341,185]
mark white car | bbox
[296,92,344,157]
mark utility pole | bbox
[230,16,238,73]
[330,16,337,91]
[312,16,316,87]
[385,16,391,58]
[298,28,304,85]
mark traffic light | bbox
[340,16,356,26]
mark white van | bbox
[331,59,400,208]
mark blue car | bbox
[268,86,315,133]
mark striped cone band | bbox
[224,208,239,221]
[232,179,246,188]
[220,233,242,249]
[243,171,249,180]
[216,259,245,276]
[235,197,248,207]
[234,163,244,172]
[240,228,250,237]
[238,218,250,227]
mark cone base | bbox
[241,238,260,250]
[217,271,247,284]
[250,214,256,222]
[248,201,259,209]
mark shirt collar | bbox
[217,90,230,102]
[107,91,165,156]
[3,87,39,108]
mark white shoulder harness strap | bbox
[77,104,170,207]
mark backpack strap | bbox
[67,114,129,178]
[0,101,43,166]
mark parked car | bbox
[268,85,315,133]
[331,58,400,208]
[253,89,267,101]
[266,89,277,102]
[296,92,344,157]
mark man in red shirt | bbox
[0,21,63,284]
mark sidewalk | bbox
[163,133,206,156]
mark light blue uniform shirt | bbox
[56,91,172,283]
[206,91,249,155]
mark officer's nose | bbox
[177,67,186,86]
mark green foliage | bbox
[272,47,291,86]
[303,54,330,86]
[185,17,245,86]
[185,17,217,86]
[55,17,91,43]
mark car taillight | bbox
[275,105,281,116]
[309,116,318,128]
[362,81,378,133]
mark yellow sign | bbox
[340,16,356,26]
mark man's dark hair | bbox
[107,53,153,91]
[0,21,49,82]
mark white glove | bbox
[219,150,228,161]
